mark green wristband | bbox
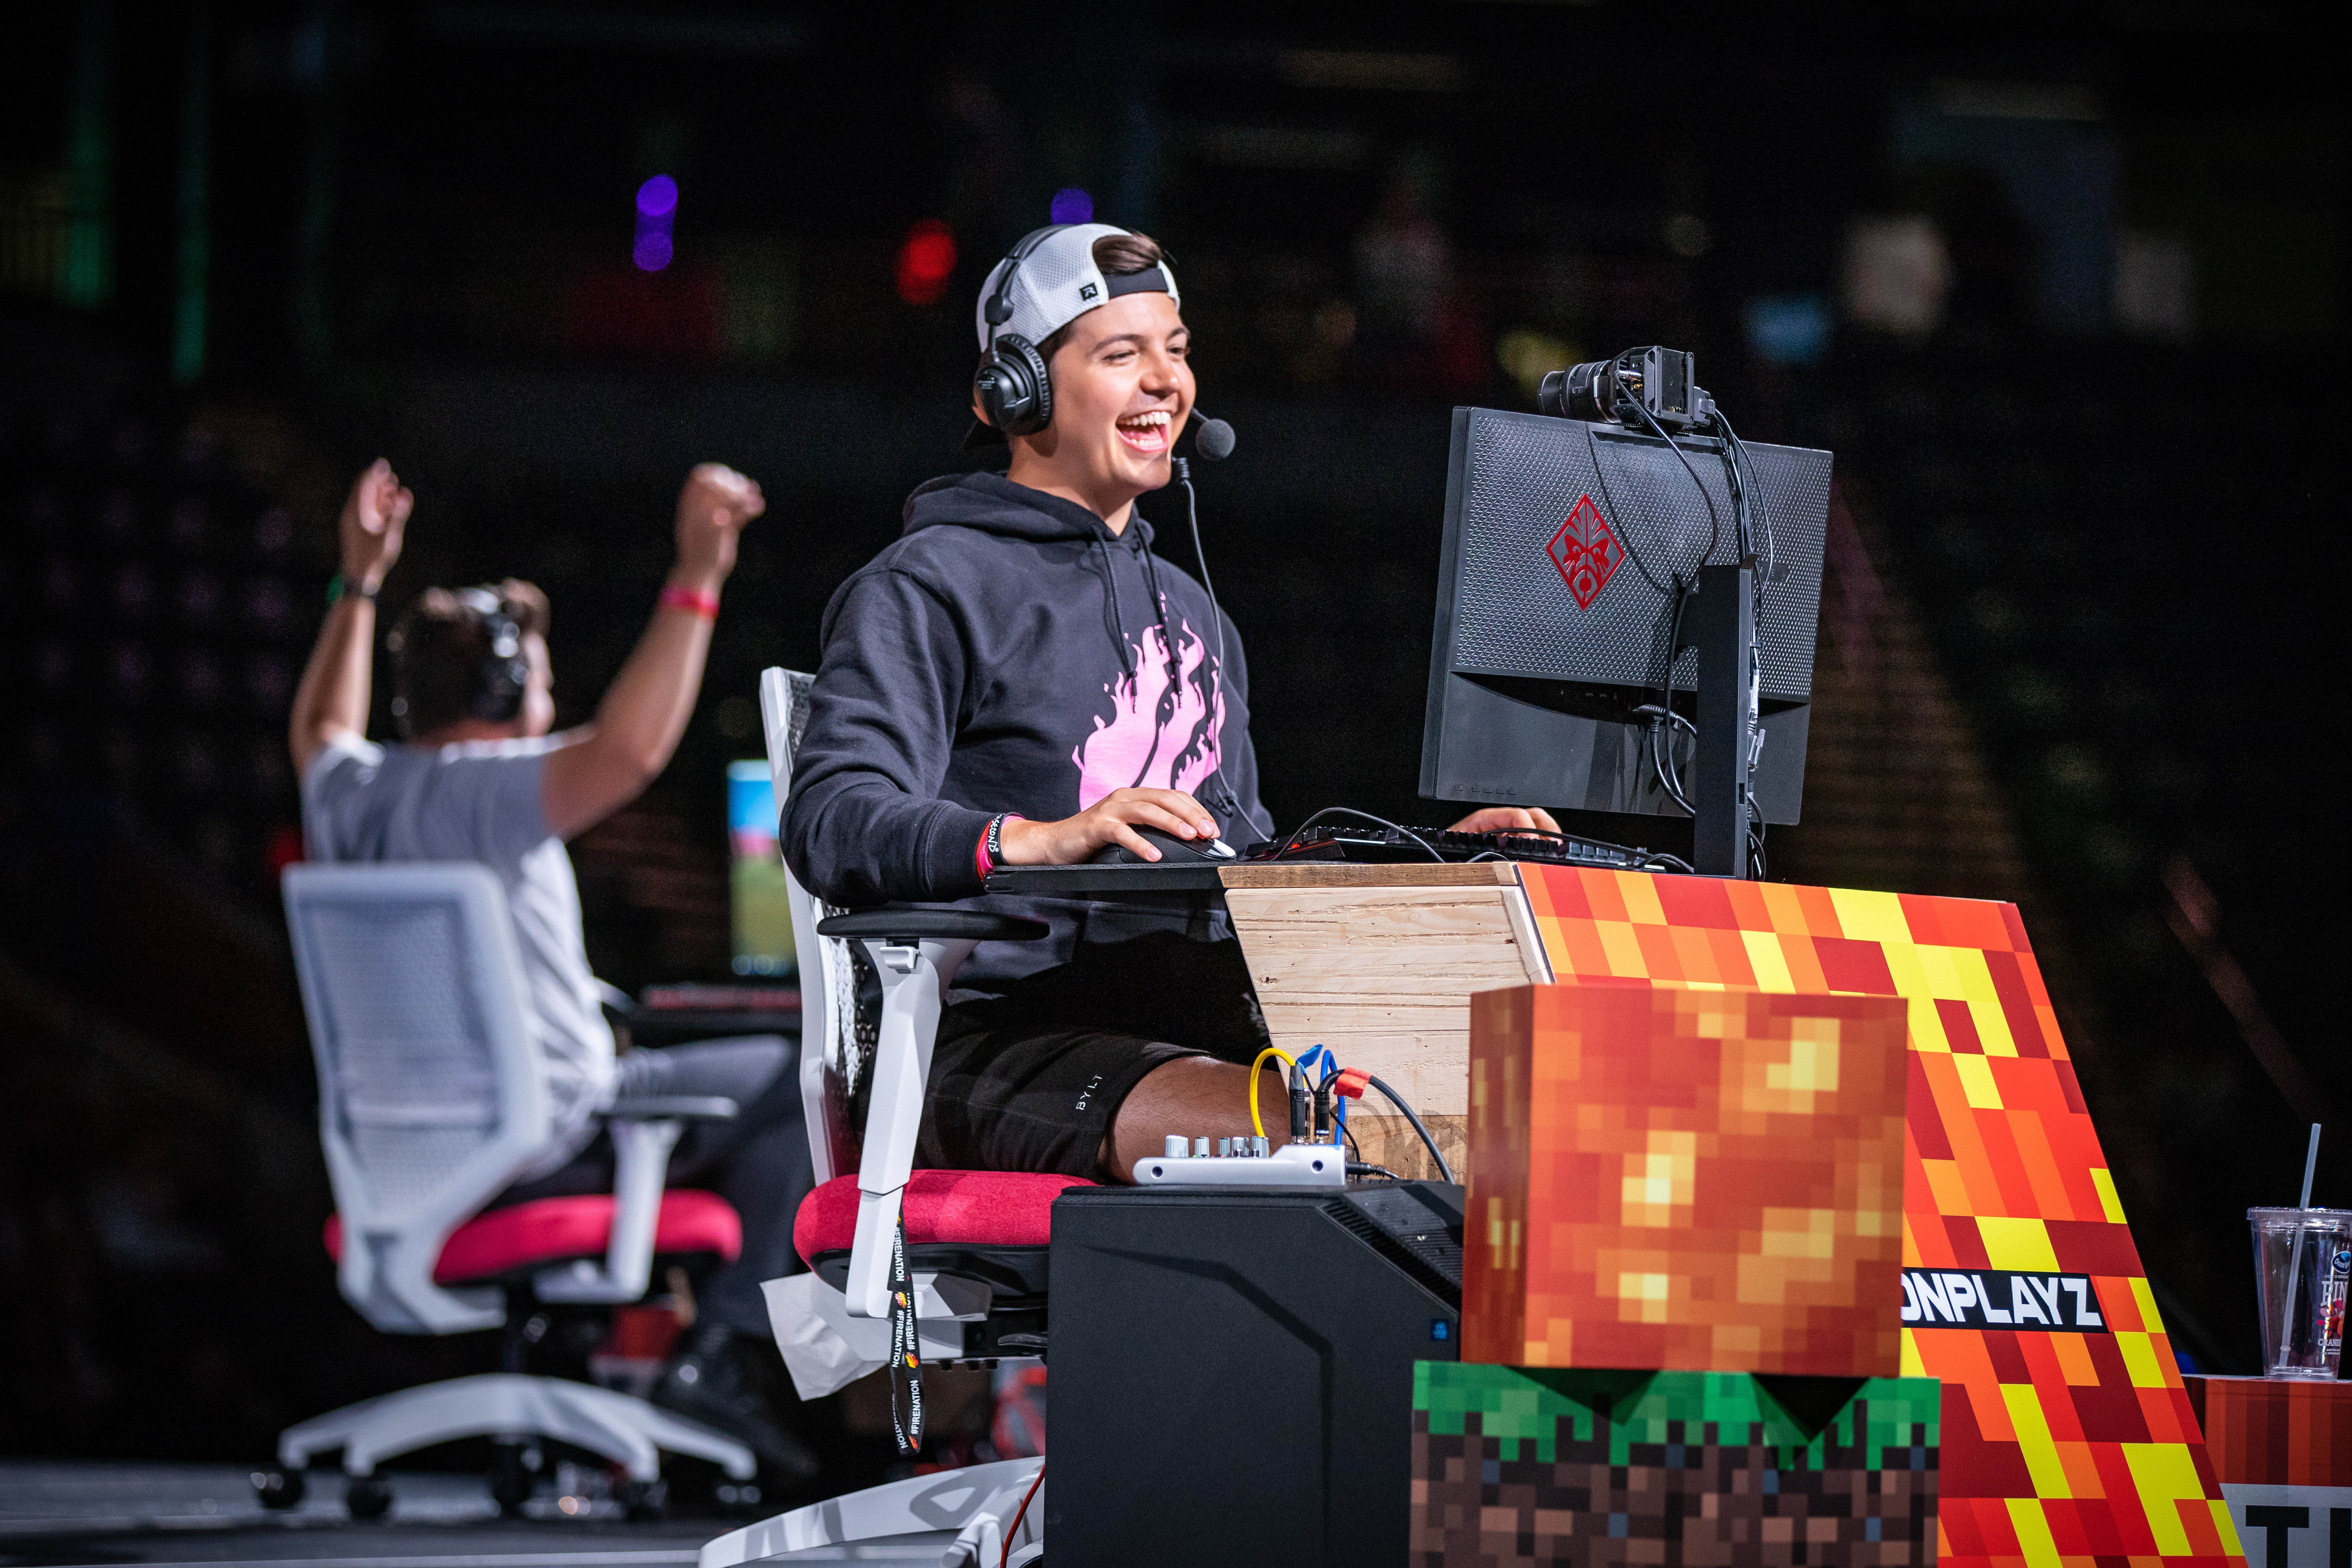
[327,573,378,605]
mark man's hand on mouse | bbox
[1448,805,1563,835]
[999,787,1222,866]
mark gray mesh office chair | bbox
[268,862,755,1519]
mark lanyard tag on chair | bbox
[887,1212,925,1457]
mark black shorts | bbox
[918,932,1272,1180]
[918,1010,1201,1180]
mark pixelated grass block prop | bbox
[1412,1363,1941,1567]
[1468,985,1911,1376]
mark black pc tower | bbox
[1045,1182,1464,1565]
[1419,406,1833,872]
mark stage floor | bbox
[0,1464,954,1568]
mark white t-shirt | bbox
[301,732,615,1179]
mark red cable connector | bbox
[1333,1067,1371,1100]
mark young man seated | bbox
[782,223,1552,1183]
[289,458,816,1479]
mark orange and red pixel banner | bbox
[1511,865,2245,1568]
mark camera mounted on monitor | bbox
[1538,347,1715,433]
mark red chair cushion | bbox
[324,1191,741,1284]
[793,1170,1093,1266]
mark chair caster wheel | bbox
[251,1466,305,1510]
[617,1478,668,1522]
[713,1480,763,1515]
[489,1443,533,1516]
[344,1474,393,1520]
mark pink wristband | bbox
[658,584,719,619]
[975,813,1024,880]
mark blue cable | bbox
[1296,1044,1347,1129]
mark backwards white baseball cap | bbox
[973,223,1181,353]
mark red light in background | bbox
[896,220,957,306]
[265,822,304,882]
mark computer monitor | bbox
[1418,406,1831,824]
[726,760,796,979]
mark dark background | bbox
[1,0,2343,1460]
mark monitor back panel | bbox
[1447,408,1829,700]
[1421,408,1832,824]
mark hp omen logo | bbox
[1545,494,1621,611]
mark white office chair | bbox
[700,669,1054,1564]
[266,862,756,1519]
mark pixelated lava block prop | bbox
[1510,868,2247,1568]
[1466,984,1910,1376]
[1411,1362,1941,1567]
[2184,1377,2352,1567]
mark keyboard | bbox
[1245,823,1660,871]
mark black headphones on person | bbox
[387,585,530,738]
[971,226,1061,438]
[459,587,530,723]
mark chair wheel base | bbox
[251,1466,305,1510]
[617,1478,668,1522]
[711,1479,764,1515]
[345,1474,393,1520]
[490,1443,534,1515]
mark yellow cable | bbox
[1248,1046,1300,1140]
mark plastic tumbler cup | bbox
[2249,1206,2352,1379]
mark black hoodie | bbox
[783,472,1271,1043]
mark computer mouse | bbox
[1089,825,1239,865]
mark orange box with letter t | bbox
[1465,982,1911,1376]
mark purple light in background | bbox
[1049,187,1093,226]
[634,174,677,272]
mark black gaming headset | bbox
[460,587,530,723]
[971,227,1062,439]
[387,585,531,738]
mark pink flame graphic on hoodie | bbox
[1072,614,1225,809]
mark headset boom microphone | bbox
[1192,414,1235,461]
[1170,412,1262,838]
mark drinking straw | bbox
[2274,1123,2323,1373]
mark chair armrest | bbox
[593,978,637,1021]
[534,1117,687,1304]
[817,908,1048,944]
[608,1096,739,1121]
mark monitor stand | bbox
[1681,560,1759,879]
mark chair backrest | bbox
[759,667,871,1186]
[282,861,552,1335]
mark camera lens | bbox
[1538,360,1615,422]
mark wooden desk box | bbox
[1466,983,1911,1377]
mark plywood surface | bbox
[1224,872,1545,1168]
[1346,1111,1468,1185]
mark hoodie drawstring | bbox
[1136,538,1182,689]
[1093,536,1134,679]
[1096,528,1178,688]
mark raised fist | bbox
[339,459,412,593]
[673,463,766,585]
